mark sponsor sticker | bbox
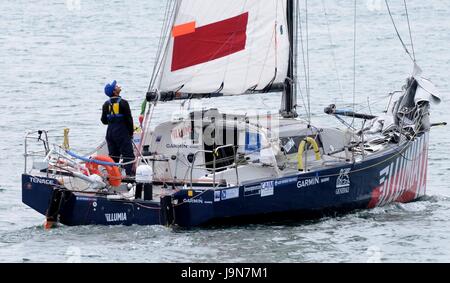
[244,185,261,197]
[336,169,351,188]
[275,177,298,187]
[76,197,98,202]
[336,187,350,195]
[221,188,239,201]
[183,198,204,204]
[261,181,274,197]
[336,168,351,195]
[105,212,127,223]
[297,177,320,189]
[214,191,222,202]
[283,138,295,153]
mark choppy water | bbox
[1,0,449,263]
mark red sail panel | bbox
[171,13,249,72]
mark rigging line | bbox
[149,0,180,92]
[304,0,311,170]
[293,0,299,111]
[305,0,312,125]
[148,0,174,91]
[403,0,416,61]
[292,1,307,113]
[296,5,308,115]
[153,0,179,89]
[352,0,357,128]
[321,0,344,101]
[384,0,415,63]
[155,1,173,66]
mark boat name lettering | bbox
[297,177,320,189]
[29,177,56,186]
[105,213,127,223]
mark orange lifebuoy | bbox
[86,155,122,187]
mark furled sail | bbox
[152,0,290,97]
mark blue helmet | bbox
[104,80,117,97]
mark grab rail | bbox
[24,130,51,173]
[189,144,239,189]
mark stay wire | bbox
[403,0,416,61]
[321,0,344,100]
[297,2,310,117]
[352,0,357,128]
[384,0,415,63]
[305,0,311,125]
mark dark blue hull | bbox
[22,175,166,226]
[22,133,429,228]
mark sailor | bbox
[101,80,136,176]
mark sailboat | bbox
[22,0,444,228]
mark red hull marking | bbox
[171,13,249,72]
[386,161,399,205]
[368,137,429,208]
[368,187,382,209]
[397,143,427,203]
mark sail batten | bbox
[154,0,290,96]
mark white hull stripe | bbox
[376,133,429,207]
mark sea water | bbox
[0,0,449,262]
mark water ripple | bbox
[1,0,449,263]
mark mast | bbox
[281,0,298,118]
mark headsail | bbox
[413,64,442,105]
[152,0,290,97]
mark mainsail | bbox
[151,0,291,97]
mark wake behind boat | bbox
[22,0,445,228]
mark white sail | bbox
[155,0,290,95]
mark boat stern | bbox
[22,174,58,217]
